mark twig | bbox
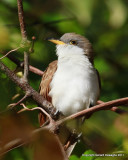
[17,0,27,40]
[97,100,127,114]
[19,103,53,123]
[8,93,30,108]
[23,51,29,81]
[12,93,20,100]
[19,103,58,132]
[0,47,20,60]
[0,61,53,114]
[0,59,128,124]
[1,58,128,123]
[110,107,128,114]
[1,97,128,157]
[17,0,29,82]
[29,36,36,53]
[1,53,43,76]
[2,53,24,67]
[56,97,128,126]
[29,65,44,76]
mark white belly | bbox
[49,56,99,116]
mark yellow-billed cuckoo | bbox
[39,33,100,154]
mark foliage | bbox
[0,0,128,159]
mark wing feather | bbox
[39,60,57,125]
[39,60,57,102]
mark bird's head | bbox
[47,33,94,64]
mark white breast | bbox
[49,45,100,116]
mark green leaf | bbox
[69,155,79,160]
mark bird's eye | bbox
[69,40,77,45]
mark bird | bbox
[39,33,100,154]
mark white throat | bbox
[49,45,99,116]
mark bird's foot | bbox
[52,109,62,120]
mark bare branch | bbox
[1,58,127,125]
[1,53,44,76]
[0,61,53,114]
[0,47,20,60]
[56,97,128,126]
[29,65,44,76]
[1,58,128,125]
[110,106,128,114]
[23,51,29,81]
[19,103,53,123]
[17,0,27,40]
[17,0,29,82]
[29,36,36,53]
[8,93,30,108]
[97,100,127,114]
[19,103,59,132]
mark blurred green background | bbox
[0,0,128,160]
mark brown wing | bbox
[39,60,57,125]
[39,60,57,102]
